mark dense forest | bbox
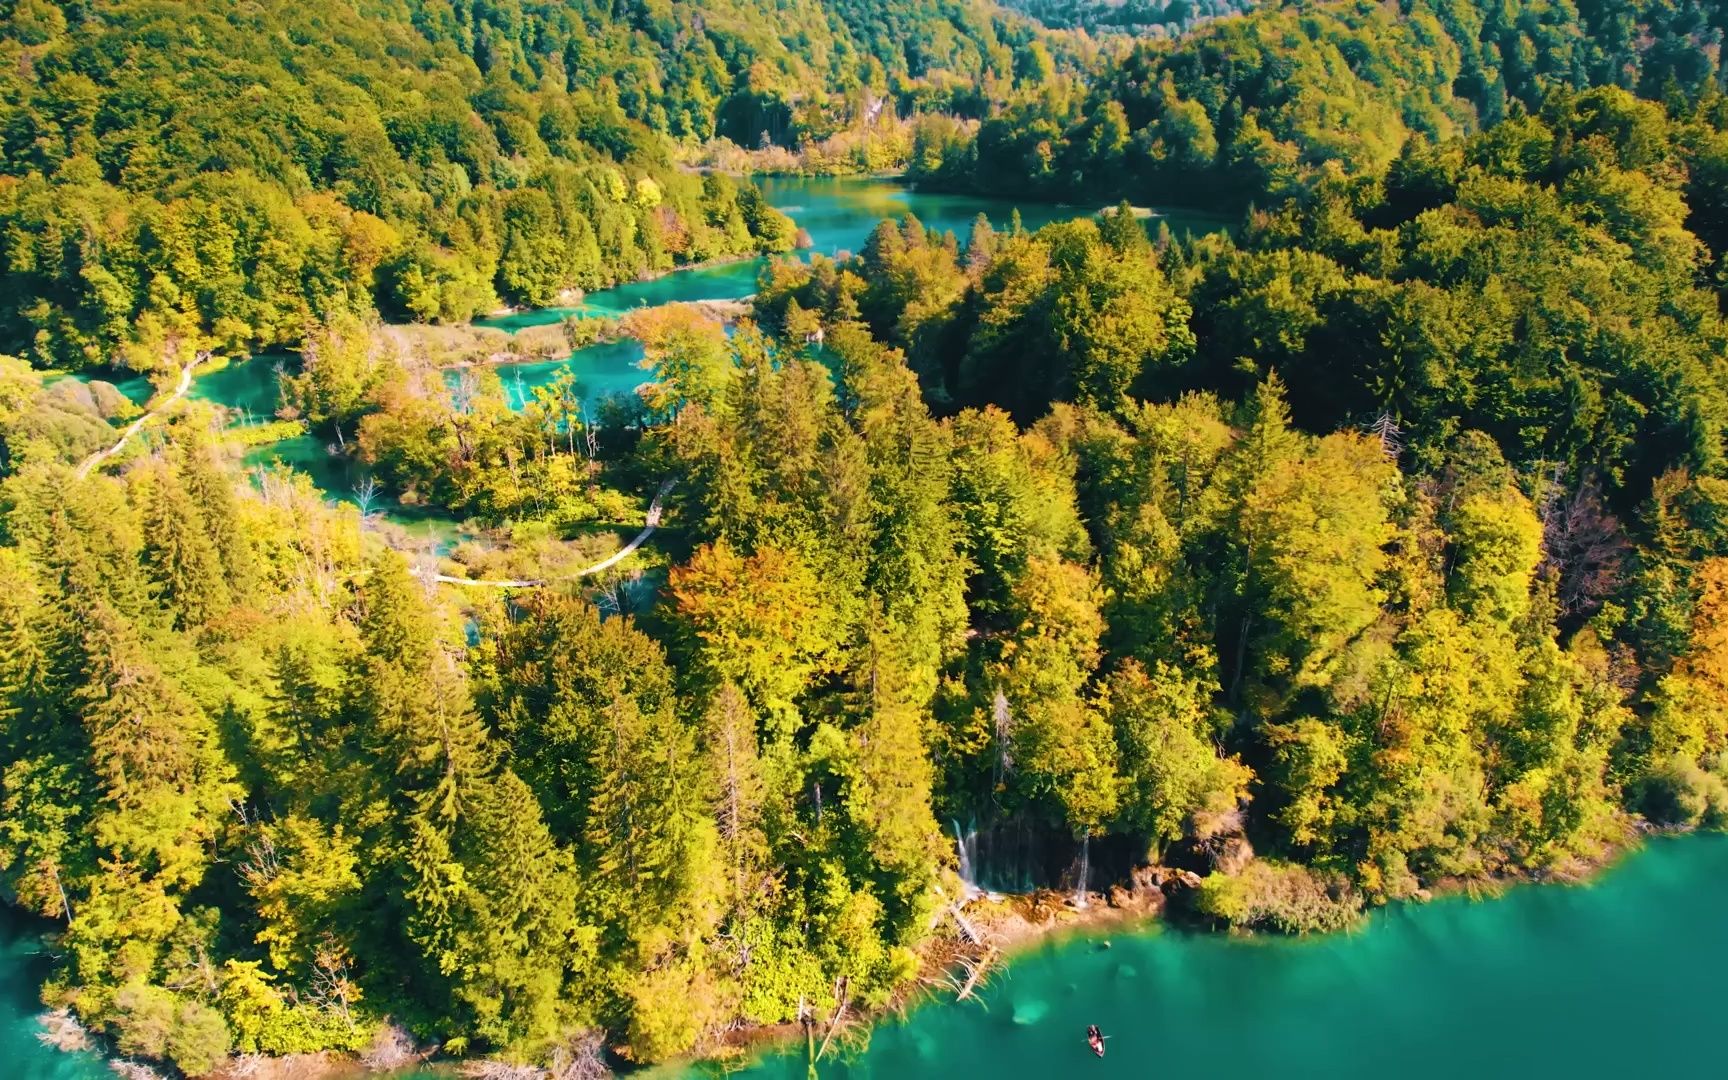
[1004,0,1259,39]
[0,0,1063,372]
[909,0,1728,205]
[6,0,1728,1076]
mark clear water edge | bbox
[668,832,1728,1080]
[175,177,1205,537]
[4,827,1725,1077]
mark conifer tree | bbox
[141,463,228,629]
[74,601,196,799]
[458,768,591,1048]
[175,435,257,598]
[703,683,767,904]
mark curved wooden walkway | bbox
[74,354,206,480]
[411,479,674,588]
[71,353,671,589]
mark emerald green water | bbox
[0,915,105,1079]
[476,175,1192,334]
[691,835,1728,1080]
[5,837,1725,1076]
[188,352,292,418]
[472,176,1231,324]
[72,179,1224,532]
[478,176,1206,404]
[459,339,650,411]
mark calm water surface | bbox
[184,178,1122,422]
[473,175,1212,334]
[686,834,1728,1080]
[62,181,1222,527]
[5,836,1725,1077]
[0,914,105,1079]
[87,178,1226,432]
[188,176,1163,507]
[472,175,1184,405]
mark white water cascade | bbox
[954,820,1003,901]
[1073,835,1091,910]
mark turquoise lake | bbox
[468,175,1215,411]
[167,174,1204,527]
[683,834,1728,1080]
[5,834,1725,1076]
[67,178,1228,454]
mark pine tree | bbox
[965,212,997,275]
[74,600,195,798]
[141,462,228,629]
[0,548,62,754]
[844,637,943,935]
[581,691,716,940]
[1216,373,1302,702]
[1099,199,1149,254]
[176,437,256,599]
[482,593,680,841]
[458,768,590,1048]
[704,683,766,904]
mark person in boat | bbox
[1087,1024,1106,1058]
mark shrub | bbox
[1191,859,1362,933]
[110,983,233,1076]
[1633,753,1728,828]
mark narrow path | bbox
[74,353,671,589]
[413,478,674,588]
[74,354,206,480]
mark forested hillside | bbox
[1004,0,1258,39]
[0,0,1051,373]
[761,79,1728,914]
[910,0,1727,204]
[7,0,1728,1077]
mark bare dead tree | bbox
[354,474,381,518]
[1541,474,1630,618]
[459,1063,541,1080]
[1369,412,1403,460]
[44,861,73,923]
[237,818,281,893]
[414,548,442,598]
[992,689,1013,788]
[593,577,624,615]
[814,975,852,1064]
[453,367,481,417]
[580,402,599,462]
[547,1029,612,1080]
[310,937,361,1036]
[951,946,998,1001]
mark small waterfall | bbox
[954,820,980,899]
[953,819,1004,901]
[1073,835,1091,910]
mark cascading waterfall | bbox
[954,819,981,900]
[953,819,1006,901]
[1073,835,1091,909]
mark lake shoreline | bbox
[480,248,781,326]
[670,824,1671,1075]
[25,826,1698,1079]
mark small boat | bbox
[1087,1024,1106,1058]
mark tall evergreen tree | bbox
[141,463,228,629]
